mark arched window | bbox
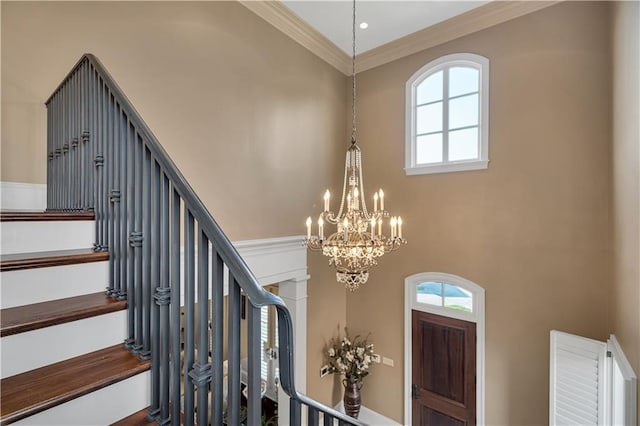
[405,53,489,175]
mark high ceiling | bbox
[281,1,491,55]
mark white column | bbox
[278,276,308,426]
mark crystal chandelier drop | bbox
[304,0,406,291]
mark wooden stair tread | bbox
[0,211,95,222]
[0,344,150,424]
[0,248,108,272]
[0,292,126,337]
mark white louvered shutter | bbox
[550,330,607,426]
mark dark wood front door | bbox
[412,310,476,426]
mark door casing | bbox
[404,272,485,425]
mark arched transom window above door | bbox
[405,53,490,175]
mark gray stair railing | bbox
[45,54,364,426]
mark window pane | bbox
[416,134,443,164]
[417,71,443,104]
[444,284,472,312]
[416,282,443,306]
[449,66,479,97]
[449,94,478,130]
[449,127,479,161]
[416,102,443,134]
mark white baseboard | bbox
[334,401,400,425]
[0,182,46,211]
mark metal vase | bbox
[343,379,363,419]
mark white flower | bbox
[328,348,335,357]
[364,355,371,364]
[345,352,354,362]
[356,347,364,357]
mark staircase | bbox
[0,211,150,424]
[0,53,363,426]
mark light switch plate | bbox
[382,357,394,367]
[320,365,330,377]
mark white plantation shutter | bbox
[550,330,607,426]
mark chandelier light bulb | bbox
[324,190,331,211]
[306,216,312,239]
[379,189,384,211]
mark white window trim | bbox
[405,53,490,175]
[404,272,485,425]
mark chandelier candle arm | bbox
[302,0,406,290]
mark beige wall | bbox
[611,0,640,412]
[0,1,348,241]
[342,2,612,424]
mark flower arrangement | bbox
[326,331,375,384]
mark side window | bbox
[416,281,473,313]
[405,53,489,175]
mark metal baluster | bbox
[324,412,334,426]
[155,174,171,425]
[290,398,302,425]
[46,102,52,209]
[170,187,181,425]
[192,229,210,426]
[99,78,107,250]
[57,92,62,211]
[141,145,152,359]
[247,300,262,426]
[93,68,102,246]
[228,276,241,426]
[308,406,319,425]
[149,158,160,418]
[98,78,107,250]
[79,61,85,210]
[118,110,127,300]
[72,70,79,210]
[109,100,122,297]
[211,252,224,426]
[107,94,117,295]
[131,134,143,353]
[88,64,95,212]
[62,83,69,210]
[183,209,196,426]
[125,123,135,347]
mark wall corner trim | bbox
[240,0,560,75]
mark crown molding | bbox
[356,1,562,73]
[240,0,561,76]
[239,0,352,75]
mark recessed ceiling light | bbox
[359,22,369,29]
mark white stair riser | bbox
[13,371,150,425]
[1,221,94,254]
[0,262,108,309]
[1,311,127,379]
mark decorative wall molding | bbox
[0,182,47,211]
[239,0,351,75]
[240,0,560,76]
[357,1,560,72]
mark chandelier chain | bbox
[351,0,357,144]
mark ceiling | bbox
[281,1,491,55]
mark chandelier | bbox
[304,0,406,291]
